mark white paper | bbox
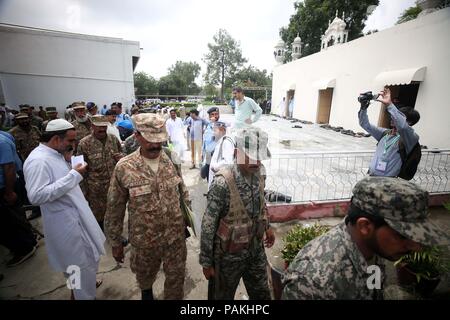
[71,155,84,168]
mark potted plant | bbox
[269,223,330,300]
[281,223,331,269]
[394,245,450,297]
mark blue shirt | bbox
[359,104,419,177]
[234,96,263,128]
[184,117,208,141]
[0,131,22,189]
[202,121,216,155]
[115,113,130,125]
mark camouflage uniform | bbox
[282,176,449,300]
[282,221,385,300]
[105,113,190,300]
[30,115,43,132]
[71,119,92,144]
[124,134,139,155]
[77,133,122,224]
[200,164,271,300]
[8,124,41,161]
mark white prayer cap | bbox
[45,119,75,132]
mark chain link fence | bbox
[263,149,450,203]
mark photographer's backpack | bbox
[381,130,422,180]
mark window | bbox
[278,50,281,56]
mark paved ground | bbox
[0,109,448,299]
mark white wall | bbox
[272,7,450,149]
[0,24,140,114]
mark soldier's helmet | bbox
[352,177,449,246]
[131,113,168,143]
[232,127,271,161]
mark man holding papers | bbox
[23,119,105,300]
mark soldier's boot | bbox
[141,288,154,300]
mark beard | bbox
[76,115,88,123]
[146,146,162,153]
[18,123,31,130]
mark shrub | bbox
[281,223,331,264]
[395,246,450,283]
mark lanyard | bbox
[383,134,400,155]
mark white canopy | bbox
[374,66,426,86]
[312,78,336,90]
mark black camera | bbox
[358,91,379,104]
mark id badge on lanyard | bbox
[376,134,400,172]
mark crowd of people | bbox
[0,86,448,300]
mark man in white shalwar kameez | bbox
[23,119,105,300]
[208,122,235,189]
[165,109,186,160]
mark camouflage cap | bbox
[232,127,271,160]
[14,112,29,120]
[131,113,168,143]
[72,101,86,110]
[45,107,57,114]
[19,105,30,112]
[352,177,449,246]
[90,115,110,127]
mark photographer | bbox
[358,87,420,179]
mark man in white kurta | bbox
[23,119,105,300]
[166,109,187,160]
[208,122,235,189]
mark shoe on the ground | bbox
[189,165,196,169]
[6,246,37,267]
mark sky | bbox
[0,0,416,83]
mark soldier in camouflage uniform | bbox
[70,102,92,151]
[200,127,275,300]
[105,113,190,300]
[282,176,450,300]
[20,105,43,132]
[77,115,123,230]
[123,134,139,155]
[42,107,59,131]
[9,112,41,161]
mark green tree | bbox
[158,61,201,95]
[280,0,379,61]
[134,71,159,95]
[203,29,247,100]
[201,84,218,97]
[397,5,422,24]
[230,65,272,87]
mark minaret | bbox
[291,34,302,60]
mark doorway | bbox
[377,83,420,128]
[285,89,295,118]
[316,88,333,124]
